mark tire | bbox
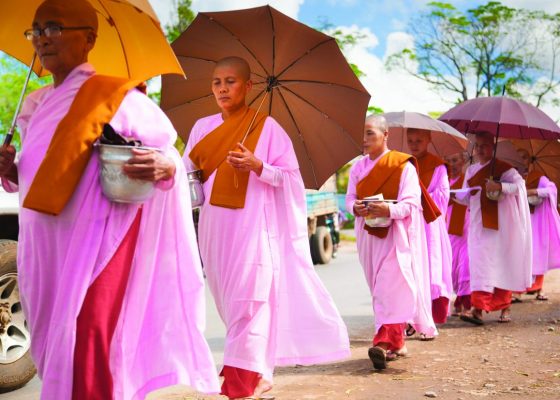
[310,226,333,265]
[0,240,36,393]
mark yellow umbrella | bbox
[0,0,183,81]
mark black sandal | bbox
[405,323,416,337]
[460,314,484,326]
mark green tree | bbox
[165,0,196,43]
[0,56,51,148]
[387,1,560,107]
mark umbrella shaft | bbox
[240,91,270,145]
[3,53,37,146]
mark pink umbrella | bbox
[384,111,468,157]
[439,96,560,140]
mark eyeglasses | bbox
[23,25,93,41]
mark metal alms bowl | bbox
[365,216,392,228]
[187,169,205,208]
[528,195,543,206]
[97,144,156,203]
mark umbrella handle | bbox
[234,91,270,189]
[3,53,37,147]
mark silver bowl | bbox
[187,169,205,208]
[365,216,392,228]
[97,144,156,203]
[528,195,543,206]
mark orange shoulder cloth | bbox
[467,159,512,230]
[23,75,143,215]
[189,106,267,209]
[448,174,467,236]
[417,152,446,189]
[356,150,440,238]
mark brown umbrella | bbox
[160,5,370,188]
[384,111,468,157]
[510,139,560,190]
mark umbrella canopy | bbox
[160,5,371,189]
[384,111,468,158]
[488,140,525,170]
[439,96,560,140]
[510,139,560,190]
[0,0,183,81]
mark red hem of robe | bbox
[72,210,142,400]
[373,323,405,352]
[432,297,450,324]
[471,288,512,312]
[220,365,261,399]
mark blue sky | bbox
[149,0,560,116]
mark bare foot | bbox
[252,378,273,398]
[498,308,511,323]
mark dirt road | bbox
[156,250,560,400]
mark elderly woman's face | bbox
[31,4,95,78]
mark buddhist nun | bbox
[183,56,350,399]
[455,132,532,325]
[444,151,471,315]
[514,148,560,301]
[346,115,436,370]
[0,0,219,398]
[406,129,454,329]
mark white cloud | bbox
[501,0,560,13]
[334,26,457,115]
[383,31,414,61]
[150,0,304,27]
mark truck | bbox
[0,188,35,393]
[306,176,340,265]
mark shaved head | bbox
[365,114,388,134]
[214,56,251,81]
[406,128,431,140]
[35,0,98,34]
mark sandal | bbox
[536,294,549,301]
[460,313,484,326]
[511,297,523,304]
[368,346,387,370]
[405,323,416,337]
[419,333,435,341]
[498,314,511,323]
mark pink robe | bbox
[2,64,220,399]
[423,165,454,302]
[530,176,560,276]
[346,152,437,337]
[447,176,471,297]
[184,113,350,382]
[457,161,532,292]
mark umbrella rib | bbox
[163,93,215,113]
[97,0,131,78]
[276,89,319,188]
[269,6,276,77]
[176,55,267,79]
[199,14,269,76]
[280,86,362,150]
[278,79,368,94]
[274,38,334,80]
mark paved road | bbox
[4,243,369,399]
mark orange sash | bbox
[448,174,467,236]
[189,107,267,209]
[23,75,143,215]
[356,151,440,238]
[417,152,446,189]
[467,159,512,230]
[525,169,545,213]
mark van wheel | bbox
[0,240,36,393]
[310,226,333,265]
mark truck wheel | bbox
[311,226,333,265]
[0,240,36,393]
